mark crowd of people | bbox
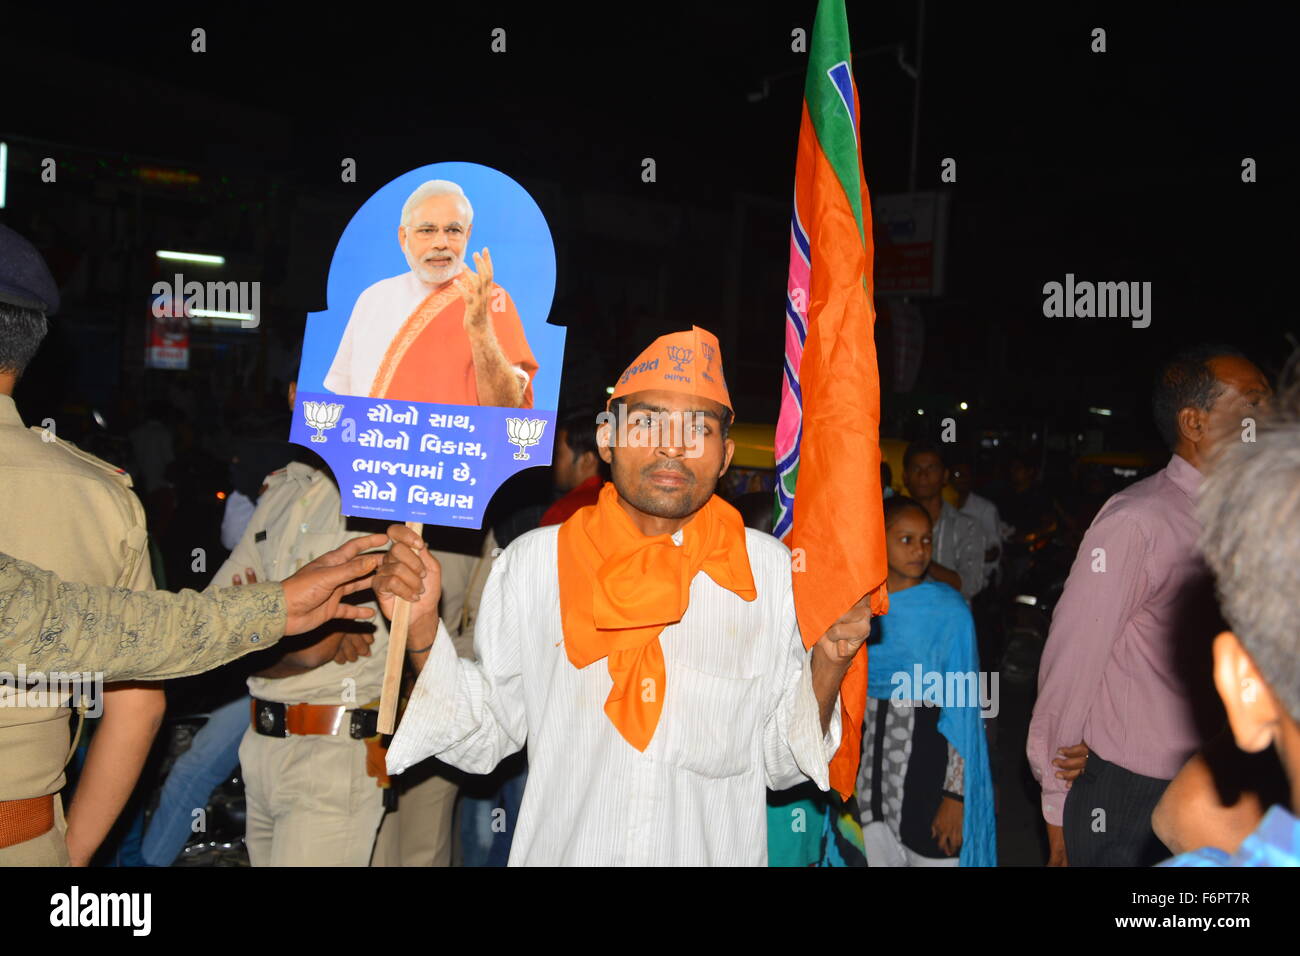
[2,222,1297,868]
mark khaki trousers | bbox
[238,727,385,867]
[371,757,459,867]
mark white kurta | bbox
[325,271,437,397]
[386,525,840,866]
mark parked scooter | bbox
[998,522,1075,686]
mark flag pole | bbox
[907,0,926,192]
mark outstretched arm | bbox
[376,525,526,776]
[1,539,383,680]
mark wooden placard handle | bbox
[378,520,423,735]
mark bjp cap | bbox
[609,325,732,413]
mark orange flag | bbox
[773,0,889,800]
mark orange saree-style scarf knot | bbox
[557,482,756,751]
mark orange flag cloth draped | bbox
[773,0,889,800]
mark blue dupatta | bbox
[864,580,997,866]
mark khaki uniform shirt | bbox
[221,461,479,706]
[0,394,154,801]
[216,462,388,706]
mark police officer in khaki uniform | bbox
[221,378,478,866]
[0,225,170,866]
[218,450,392,866]
[0,229,381,866]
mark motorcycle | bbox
[998,522,1075,686]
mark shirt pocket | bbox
[290,531,345,576]
[658,663,759,779]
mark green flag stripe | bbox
[803,0,865,245]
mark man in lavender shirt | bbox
[1028,345,1271,866]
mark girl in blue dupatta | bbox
[858,496,996,866]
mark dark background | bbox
[4,0,1295,869]
[4,1,1294,578]
[6,1,1294,431]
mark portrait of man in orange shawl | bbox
[324,180,538,407]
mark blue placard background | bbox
[291,162,562,528]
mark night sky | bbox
[5,1,1296,450]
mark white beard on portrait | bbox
[404,239,463,286]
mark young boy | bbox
[857,496,996,866]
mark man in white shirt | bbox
[324,180,537,407]
[903,441,986,601]
[949,454,1002,593]
[377,326,872,865]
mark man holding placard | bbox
[377,326,872,865]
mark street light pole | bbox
[907,0,927,193]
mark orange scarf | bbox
[557,482,756,751]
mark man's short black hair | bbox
[0,303,48,377]
[947,447,976,471]
[1152,344,1248,451]
[903,439,945,472]
[883,494,932,530]
[558,407,602,462]
[1007,449,1037,472]
[1197,369,1300,718]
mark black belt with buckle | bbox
[349,707,379,739]
[250,698,379,740]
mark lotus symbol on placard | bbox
[303,401,344,443]
[667,345,693,373]
[506,417,546,460]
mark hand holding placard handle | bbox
[378,520,423,734]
